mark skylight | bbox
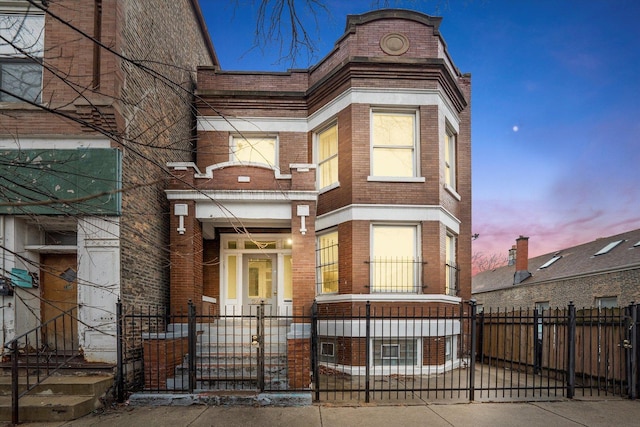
[594,240,624,256]
[539,255,561,269]
[634,241,640,248]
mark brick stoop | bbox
[0,374,114,422]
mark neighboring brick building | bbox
[472,229,640,311]
[0,0,216,362]
[167,9,471,378]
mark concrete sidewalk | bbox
[3,398,639,427]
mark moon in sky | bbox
[512,125,519,132]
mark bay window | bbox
[371,225,419,293]
[316,230,338,294]
[371,111,417,178]
[316,123,338,190]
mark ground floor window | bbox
[316,230,339,294]
[370,225,419,293]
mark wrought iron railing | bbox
[4,306,79,425]
[445,261,459,296]
[366,257,422,293]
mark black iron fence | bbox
[116,301,640,403]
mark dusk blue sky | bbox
[200,0,640,262]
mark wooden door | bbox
[41,253,78,352]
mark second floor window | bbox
[445,129,457,191]
[371,111,417,178]
[0,12,44,103]
[316,123,338,189]
[230,135,277,168]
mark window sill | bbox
[444,184,461,200]
[367,176,426,183]
[318,181,340,194]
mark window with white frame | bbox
[373,338,417,366]
[445,336,454,362]
[230,135,277,167]
[316,123,338,190]
[316,230,338,294]
[371,225,419,293]
[371,110,417,178]
[0,12,44,103]
[445,232,458,296]
[444,128,457,190]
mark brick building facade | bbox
[473,229,640,310]
[167,10,471,378]
[0,0,216,362]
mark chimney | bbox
[508,245,516,266]
[513,235,531,285]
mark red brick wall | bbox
[170,201,204,315]
[291,202,317,316]
[143,337,188,389]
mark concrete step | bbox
[0,394,96,422]
[176,363,286,378]
[0,374,113,422]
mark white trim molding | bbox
[315,293,461,305]
[316,204,461,234]
[197,87,460,135]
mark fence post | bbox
[257,301,265,392]
[11,339,19,425]
[533,307,541,375]
[365,301,371,403]
[115,299,124,403]
[311,300,319,402]
[469,299,477,401]
[188,301,196,393]
[566,301,576,399]
[628,302,638,399]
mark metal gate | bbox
[117,301,302,395]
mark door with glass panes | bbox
[242,254,276,309]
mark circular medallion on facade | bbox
[380,33,409,56]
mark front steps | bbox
[165,319,290,391]
[0,374,114,422]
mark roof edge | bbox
[344,9,443,34]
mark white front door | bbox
[243,254,276,310]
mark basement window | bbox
[373,339,417,366]
[594,240,624,256]
[319,340,336,363]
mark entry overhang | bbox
[166,189,317,226]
